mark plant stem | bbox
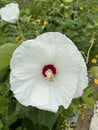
[81,51,87,59]
[17,20,25,41]
[86,32,96,64]
[73,0,79,20]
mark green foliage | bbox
[0,0,98,129]
[81,86,95,108]
[15,102,63,130]
[0,96,8,112]
[0,43,20,71]
[82,96,94,108]
[90,66,98,77]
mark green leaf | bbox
[70,103,80,114]
[0,85,9,96]
[26,107,39,124]
[16,127,22,130]
[0,120,3,129]
[16,103,39,125]
[0,43,20,71]
[0,96,8,113]
[0,96,8,106]
[38,110,58,130]
[61,107,72,118]
[16,103,60,130]
[16,102,28,117]
[83,86,96,97]
[22,117,39,130]
[90,66,98,77]
[81,87,95,108]
[6,114,17,126]
[82,96,94,108]
[1,126,9,130]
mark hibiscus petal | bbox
[10,74,49,106]
[0,3,19,23]
[38,75,77,112]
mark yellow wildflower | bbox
[91,58,97,64]
[36,19,41,23]
[93,31,96,34]
[64,13,69,18]
[44,20,48,25]
[79,6,84,10]
[15,34,21,42]
[81,114,85,120]
[79,104,87,109]
[94,79,98,85]
[95,55,98,58]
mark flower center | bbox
[42,64,56,79]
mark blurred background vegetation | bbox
[0,0,98,130]
[0,0,98,66]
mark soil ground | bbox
[74,110,93,130]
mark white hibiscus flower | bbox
[0,3,19,23]
[10,32,88,112]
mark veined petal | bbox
[11,67,41,80]
[10,74,49,106]
[10,32,88,112]
[74,71,88,98]
[38,75,77,112]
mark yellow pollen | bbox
[45,69,54,78]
